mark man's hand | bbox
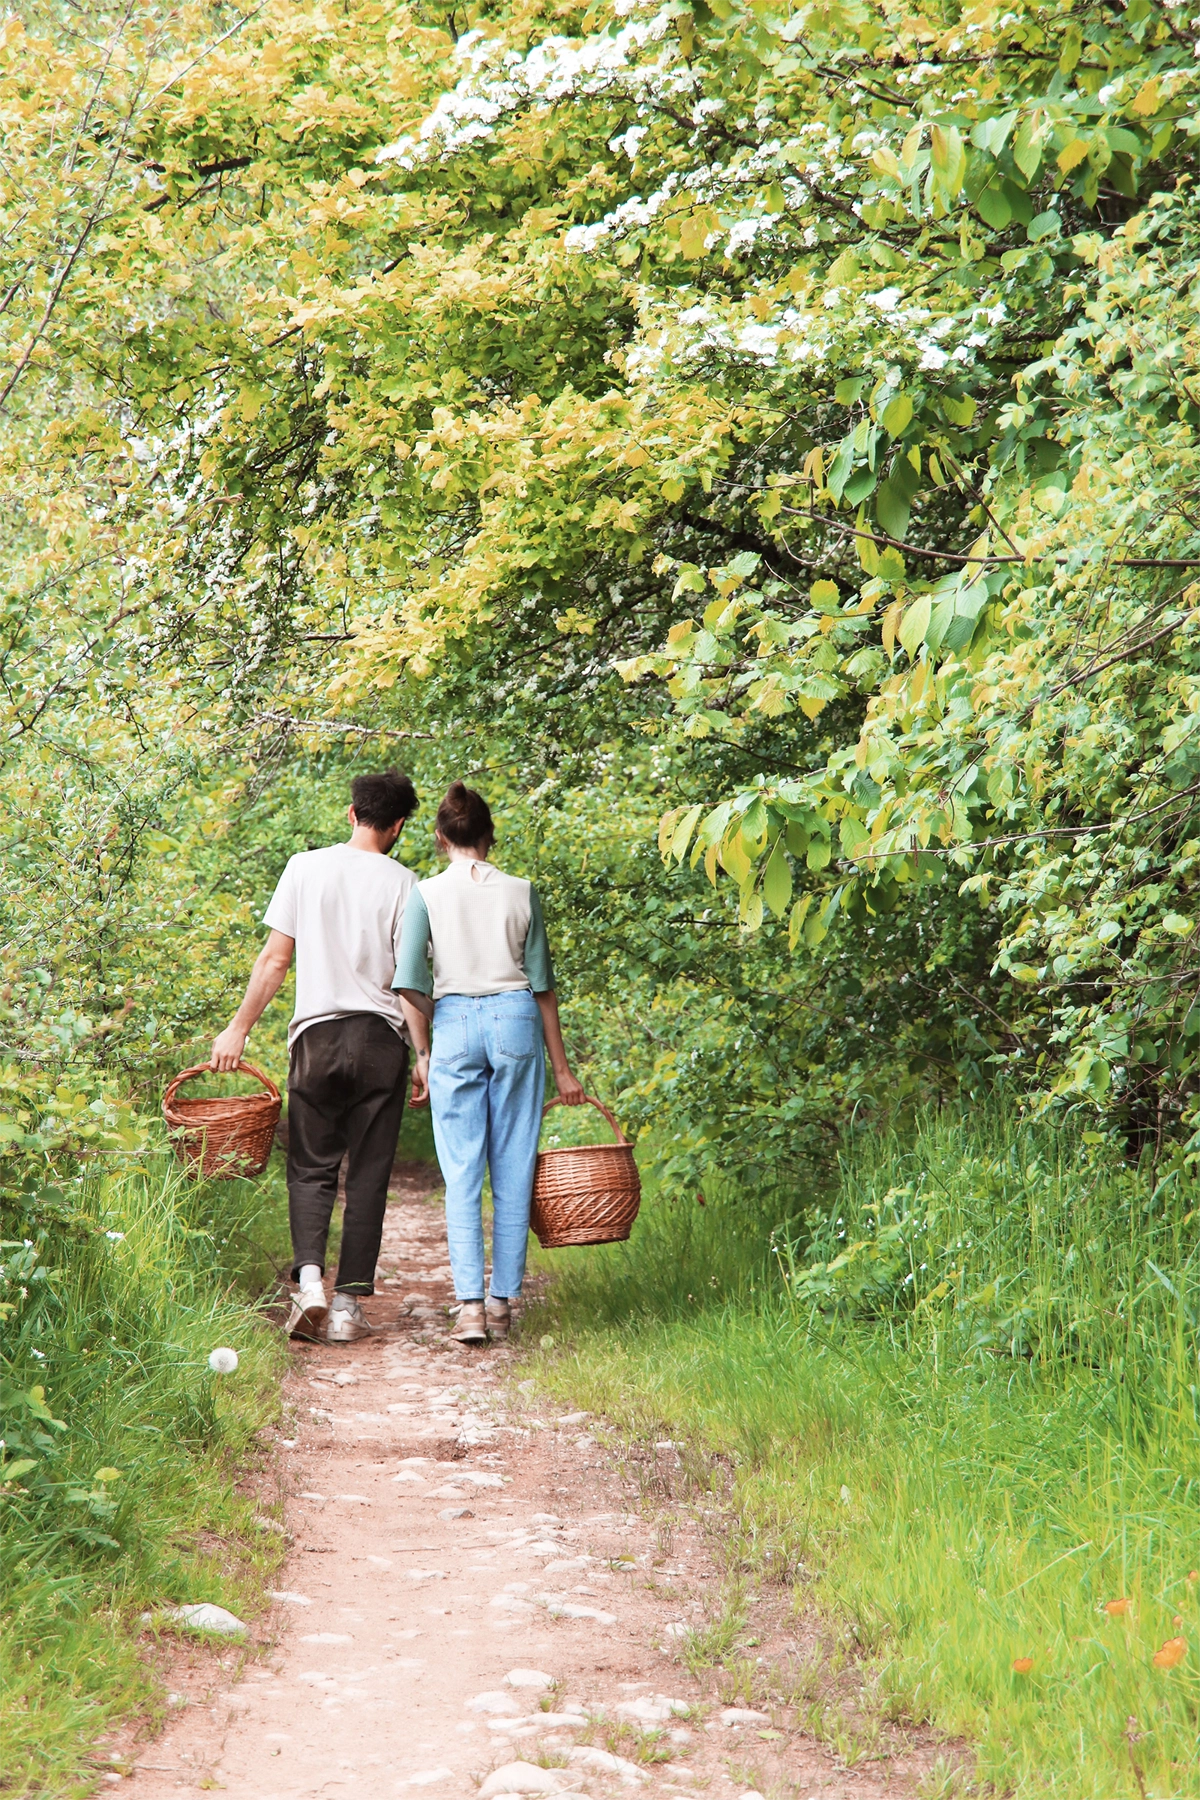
[410,1051,430,1108]
[554,1067,587,1106]
[211,1025,248,1072]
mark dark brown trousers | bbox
[286,1013,408,1294]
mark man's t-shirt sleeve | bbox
[262,858,297,936]
[524,885,555,993]
[392,887,433,996]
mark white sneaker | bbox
[287,1284,328,1342]
[327,1297,373,1343]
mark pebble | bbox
[267,1590,313,1606]
[505,1668,555,1690]
[467,1691,522,1715]
[168,1603,247,1635]
[440,1506,474,1519]
[719,1708,770,1726]
[546,1600,617,1624]
[616,1695,690,1724]
[568,1746,646,1782]
[663,1622,689,1640]
[479,1763,574,1797]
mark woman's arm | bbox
[535,990,586,1105]
[397,994,432,1106]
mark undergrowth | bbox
[0,1150,292,1796]
[530,1107,1200,1799]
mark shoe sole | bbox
[326,1321,373,1343]
[449,1329,488,1345]
[288,1303,329,1342]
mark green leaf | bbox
[898,593,932,659]
[974,183,1012,230]
[941,394,977,428]
[1013,116,1042,180]
[762,838,793,917]
[1,1459,37,1483]
[806,835,832,872]
[881,392,913,438]
[787,893,813,949]
[669,805,703,862]
[930,125,966,199]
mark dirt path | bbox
[123,1170,937,1800]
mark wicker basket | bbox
[530,1096,641,1248]
[162,1062,282,1181]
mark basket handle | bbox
[541,1095,630,1146]
[162,1061,281,1111]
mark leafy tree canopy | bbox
[6,0,1200,1170]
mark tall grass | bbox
[531,1108,1200,1798]
[1,1151,291,1795]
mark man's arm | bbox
[211,930,295,1070]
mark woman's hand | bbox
[535,991,586,1103]
[553,1066,587,1106]
[410,1050,430,1108]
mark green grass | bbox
[528,1108,1200,1799]
[1,1149,292,1796]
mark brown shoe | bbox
[485,1298,511,1342]
[450,1301,487,1344]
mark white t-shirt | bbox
[262,844,418,1048]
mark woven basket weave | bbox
[530,1096,641,1248]
[162,1062,281,1181]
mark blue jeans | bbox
[428,990,545,1300]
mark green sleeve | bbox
[525,885,555,993]
[392,887,433,996]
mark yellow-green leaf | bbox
[762,837,793,917]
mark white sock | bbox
[299,1264,322,1290]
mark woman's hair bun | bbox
[436,781,495,850]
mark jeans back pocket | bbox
[494,999,542,1061]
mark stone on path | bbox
[468,1691,522,1714]
[616,1694,690,1724]
[479,1762,575,1797]
[568,1746,647,1782]
[505,1667,556,1689]
[546,1599,617,1624]
[168,1603,247,1636]
[719,1707,771,1725]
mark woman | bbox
[393,781,585,1344]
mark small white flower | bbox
[209,1348,239,1375]
[105,1230,125,1242]
[31,1347,44,1359]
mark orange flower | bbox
[1105,1598,1131,1616]
[1188,1571,1200,1585]
[1152,1637,1187,1670]
[1012,1656,1034,1674]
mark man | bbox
[211,769,421,1344]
